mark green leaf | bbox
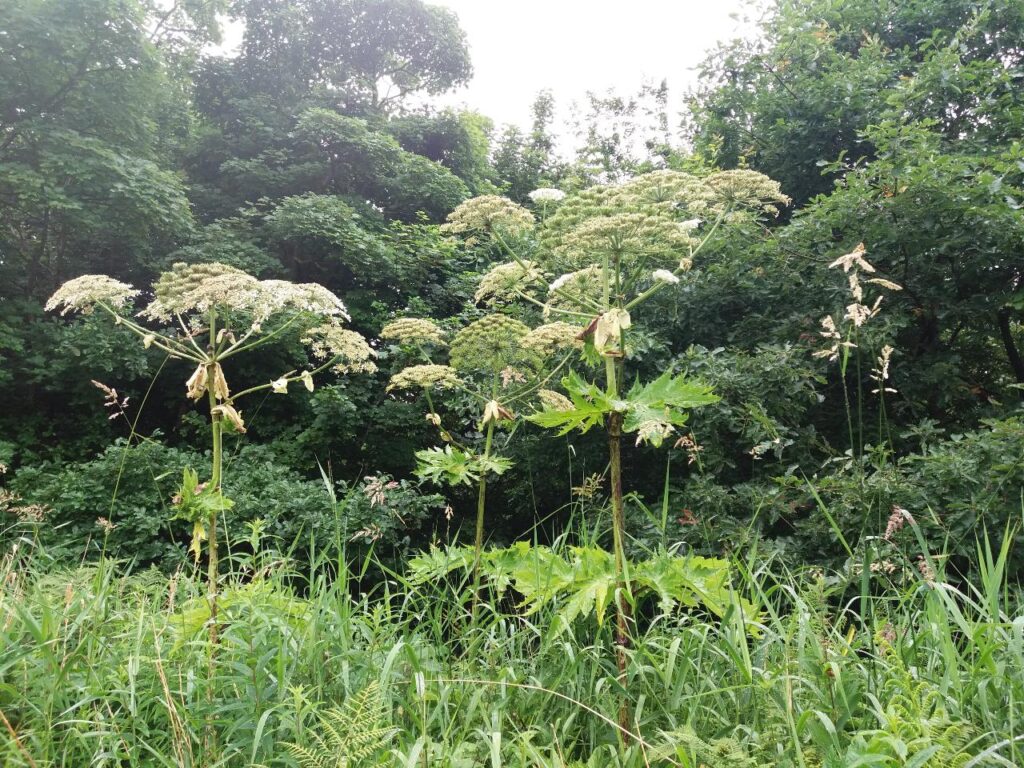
[414,446,514,487]
[622,370,718,446]
[527,370,618,435]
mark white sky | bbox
[430,0,762,131]
[215,1,764,133]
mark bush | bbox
[8,439,446,568]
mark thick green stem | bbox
[605,357,632,741]
[470,385,498,622]
[204,313,222,759]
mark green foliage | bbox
[529,370,718,447]
[170,467,234,561]
[409,543,759,637]
[414,446,513,487]
[285,682,396,768]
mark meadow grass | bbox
[1,518,1021,767]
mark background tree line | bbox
[1,0,1022,577]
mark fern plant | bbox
[284,682,397,768]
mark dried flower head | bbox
[45,275,140,316]
[871,344,897,394]
[884,505,913,540]
[449,314,537,375]
[381,318,446,346]
[521,322,584,357]
[387,364,461,392]
[474,261,543,306]
[440,195,535,242]
[592,308,631,353]
[829,243,875,274]
[302,325,377,374]
[812,314,857,361]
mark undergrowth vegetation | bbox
[2,520,1021,766]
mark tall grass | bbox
[1,517,1021,767]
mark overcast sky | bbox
[429,0,762,130]
[216,1,763,133]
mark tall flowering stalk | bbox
[383,313,578,613]
[467,172,788,735]
[46,264,375,642]
[812,243,903,456]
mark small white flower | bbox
[549,273,574,292]
[271,377,288,394]
[528,188,566,203]
[143,333,156,349]
[652,269,680,285]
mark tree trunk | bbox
[997,307,1024,391]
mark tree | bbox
[687,0,1024,205]
[232,0,472,114]
[0,0,195,297]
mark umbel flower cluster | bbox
[380,317,447,347]
[448,314,539,376]
[440,195,535,243]
[46,262,376,419]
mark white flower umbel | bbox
[652,269,680,285]
[45,275,140,316]
[528,188,567,203]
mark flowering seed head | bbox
[45,275,140,316]
[528,188,567,203]
[521,322,584,357]
[704,169,791,216]
[475,261,543,306]
[550,211,698,271]
[440,195,535,243]
[380,318,446,346]
[302,325,377,374]
[387,364,461,392]
[141,263,348,324]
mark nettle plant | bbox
[381,312,578,577]
[463,169,788,729]
[46,263,376,633]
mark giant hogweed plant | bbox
[381,311,579,602]
[457,170,789,732]
[45,263,376,642]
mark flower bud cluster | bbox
[380,318,446,346]
[387,364,461,392]
[449,314,536,375]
